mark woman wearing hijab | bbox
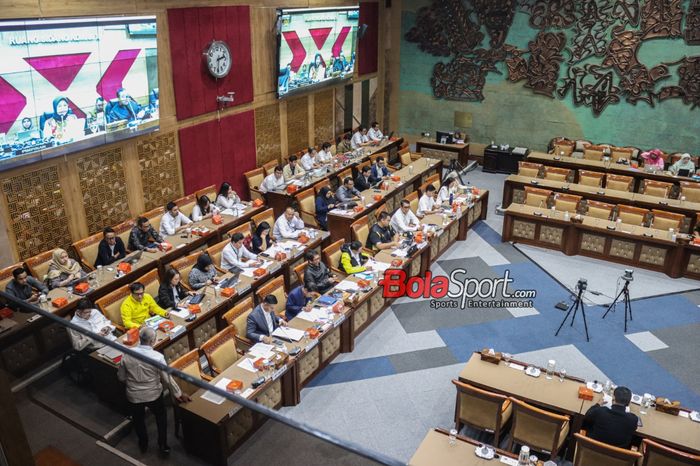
[191,195,219,221]
[187,253,219,290]
[215,182,241,210]
[252,221,274,254]
[46,248,86,289]
[640,149,666,171]
[670,153,696,176]
[309,53,326,82]
[315,186,336,231]
[42,96,76,138]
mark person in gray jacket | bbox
[303,250,337,294]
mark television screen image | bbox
[0,15,158,171]
[277,7,359,98]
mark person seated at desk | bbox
[260,165,286,193]
[252,221,274,254]
[335,177,362,204]
[222,233,261,272]
[351,125,369,149]
[418,184,442,217]
[247,295,287,343]
[215,182,241,210]
[285,285,313,321]
[316,142,332,164]
[340,241,372,274]
[315,187,336,231]
[120,281,169,329]
[367,212,401,251]
[108,88,146,123]
[129,217,165,253]
[188,253,219,290]
[355,165,379,191]
[670,153,696,176]
[157,268,192,309]
[639,149,665,171]
[160,201,192,237]
[283,155,306,180]
[304,250,337,294]
[47,248,87,290]
[5,266,48,303]
[438,177,459,204]
[367,121,384,142]
[371,156,391,180]
[582,386,638,449]
[337,133,353,154]
[42,96,77,139]
[69,298,116,351]
[192,195,219,222]
[391,199,420,234]
[273,206,306,240]
[301,147,319,171]
[95,227,127,267]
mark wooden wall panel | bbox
[286,95,309,154]
[335,89,347,136]
[314,89,335,146]
[76,147,130,235]
[251,7,278,98]
[1,166,72,261]
[255,103,282,165]
[137,131,182,210]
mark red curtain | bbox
[167,6,253,120]
[358,2,379,75]
[178,110,256,199]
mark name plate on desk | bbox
[305,339,319,353]
[272,366,287,381]
[333,314,346,327]
[269,263,282,273]
[237,284,251,294]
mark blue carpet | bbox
[306,355,395,387]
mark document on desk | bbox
[201,378,231,405]
[248,343,276,359]
[241,260,272,278]
[278,240,302,249]
[237,357,258,373]
[392,249,408,258]
[97,345,123,360]
[297,307,332,323]
[272,326,305,341]
[335,280,360,292]
[170,307,191,319]
[368,260,391,273]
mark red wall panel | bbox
[167,6,253,121]
[358,2,379,76]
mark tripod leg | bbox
[555,303,576,337]
[581,304,590,342]
[602,286,625,319]
[626,290,633,321]
[570,301,579,326]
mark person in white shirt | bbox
[367,121,384,142]
[273,206,306,239]
[418,184,442,217]
[191,195,220,221]
[283,155,306,179]
[300,147,319,171]
[69,298,116,351]
[160,201,192,236]
[351,125,369,149]
[260,166,286,193]
[438,177,459,204]
[316,142,332,164]
[391,199,420,233]
[215,182,241,210]
[221,233,261,271]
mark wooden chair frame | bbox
[518,161,543,178]
[200,326,240,375]
[640,438,700,466]
[573,433,642,466]
[244,167,266,202]
[523,186,553,208]
[222,296,256,351]
[606,174,634,192]
[642,179,673,199]
[322,239,345,275]
[544,166,572,182]
[452,380,511,448]
[509,397,570,460]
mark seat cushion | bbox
[519,167,539,178]
[545,172,567,182]
[619,212,644,225]
[579,175,602,187]
[588,206,612,220]
[555,200,578,213]
[583,149,604,161]
[682,188,700,203]
[525,193,549,208]
[209,339,238,373]
[645,186,668,198]
[653,216,681,231]
[607,180,630,192]
[232,309,251,339]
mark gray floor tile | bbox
[647,324,700,392]
[388,347,459,374]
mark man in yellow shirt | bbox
[121,282,169,329]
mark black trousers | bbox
[130,393,167,448]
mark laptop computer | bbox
[677,168,691,177]
[16,130,41,142]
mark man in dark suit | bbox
[371,156,391,180]
[355,165,379,191]
[582,386,639,448]
[285,285,312,321]
[246,295,287,343]
[95,227,127,267]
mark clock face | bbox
[205,40,232,79]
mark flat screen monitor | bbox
[0,15,159,171]
[436,131,454,145]
[276,7,359,98]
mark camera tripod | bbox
[441,158,467,185]
[602,279,633,332]
[555,284,590,342]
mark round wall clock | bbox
[204,40,232,79]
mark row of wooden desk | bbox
[503,203,700,280]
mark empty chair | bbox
[551,139,575,157]
[452,380,512,447]
[572,433,642,466]
[583,144,606,161]
[578,170,605,187]
[586,201,615,220]
[523,186,552,208]
[651,210,684,231]
[200,326,241,376]
[554,193,582,213]
[518,161,543,178]
[640,438,700,466]
[616,205,649,226]
[606,174,634,192]
[643,179,673,199]
[544,167,572,182]
[509,397,570,460]
[680,181,700,203]
[610,147,635,163]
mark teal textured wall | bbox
[399,0,700,153]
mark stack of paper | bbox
[201,378,231,404]
[170,308,191,319]
[237,357,258,373]
[335,280,360,292]
[242,260,271,278]
[272,326,305,341]
[248,343,276,359]
[296,307,332,323]
[368,261,391,272]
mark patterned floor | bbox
[279,168,700,463]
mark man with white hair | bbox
[669,153,696,176]
[117,327,189,456]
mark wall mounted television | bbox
[276,7,359,98]
[0,15,159,171]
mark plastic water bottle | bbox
[449,192,454,205]
[518,446,530,465]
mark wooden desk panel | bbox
[416,140,471,165]
[410,429,518,466]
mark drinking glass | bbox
[502,352,512,366]
[546,360,556,380]
[448,428,457,446]
[558,368,566,382]
[640,394,651,415]
[96,265,103,285]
